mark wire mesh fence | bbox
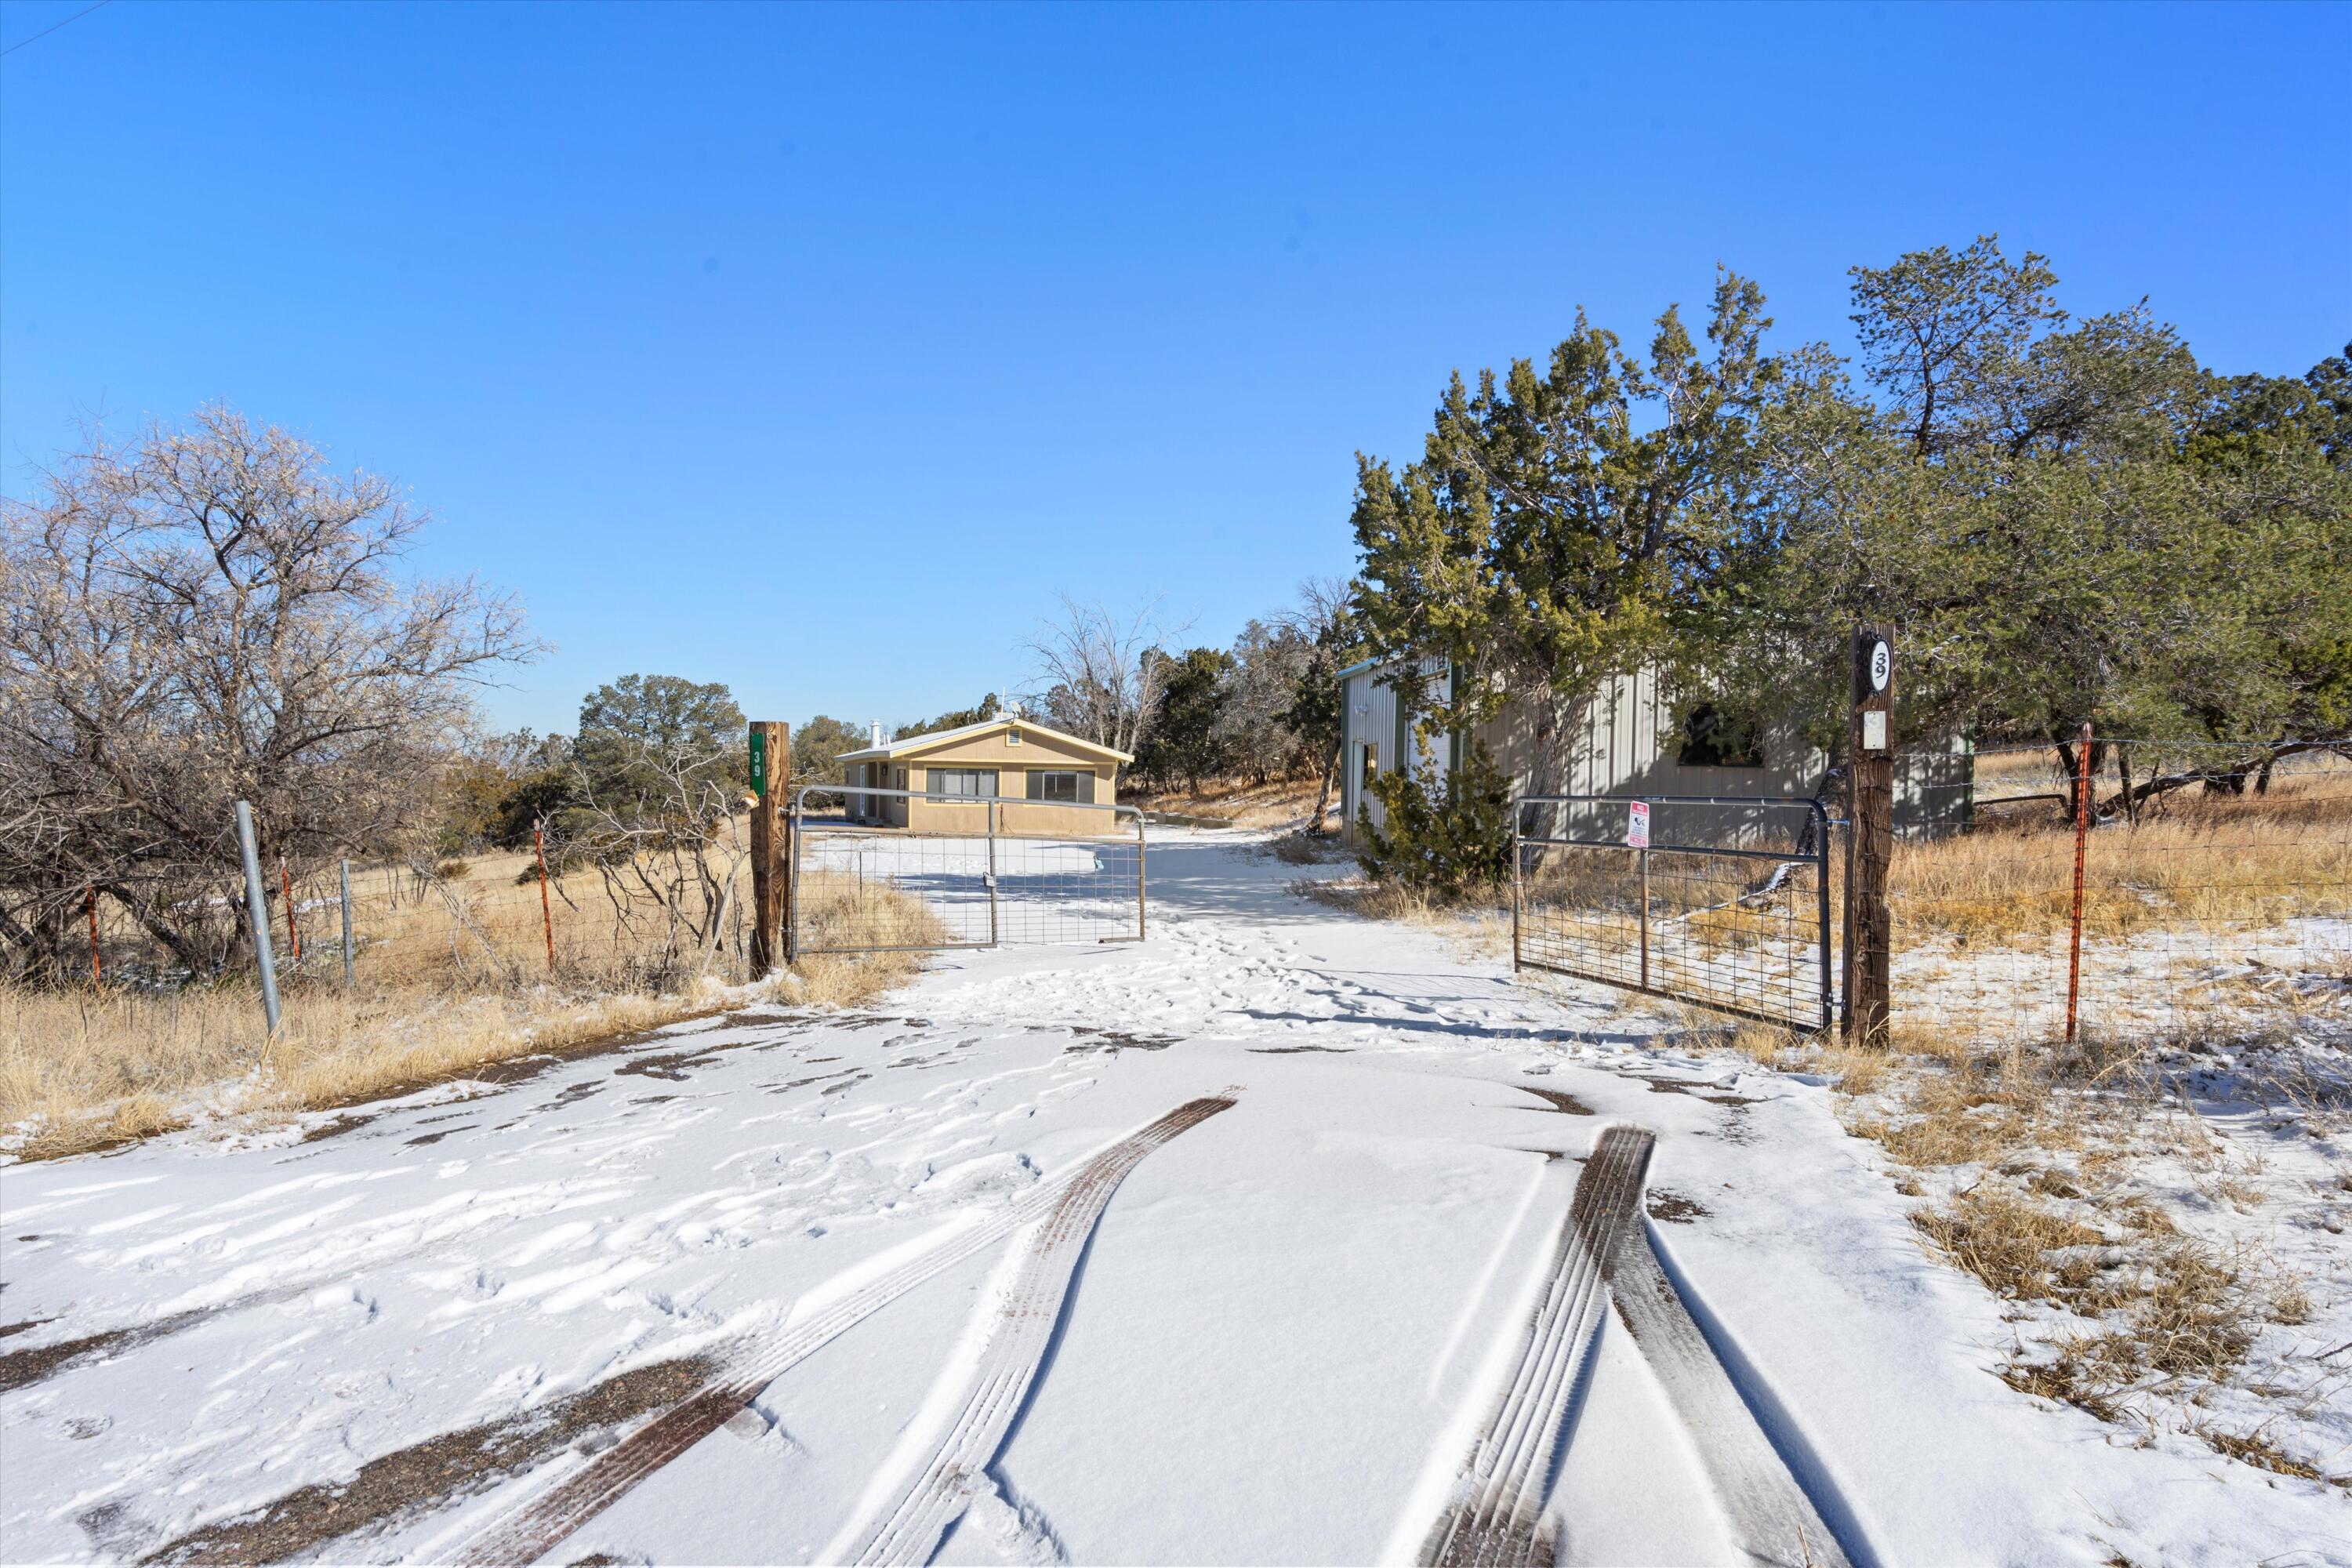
[1877,738,2352,1051]
[790,791,1146,956]
[63,821,769,998]
[1514,796,1834,1032]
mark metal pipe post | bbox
[1637,845,1650,991]
[785,797,803,964]
[534,821,555,971]
[987,799,1000,947]
[234,801,282,1034]
[339,858,355,989]
[2064,720,2092,1041]
[1813,804,1834,1033]
[1509,813,1523,972]
[1134,814,1147,942]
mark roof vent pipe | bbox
[870,720,884,747]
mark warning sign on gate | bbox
[1627,800,1650,848]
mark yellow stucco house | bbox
[837,718,1131,836]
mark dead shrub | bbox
[1269,832,1338,866]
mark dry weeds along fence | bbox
[1696,742,2352,1486]
[1,851,944,1162]
[1462,740,2350,1481]
[1881,740,2352,1052]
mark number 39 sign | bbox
[1627,800,1651,848]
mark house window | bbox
[892,768,907,790]
[928,768,997,798]
[1029,770,1083,804]
[1679,705,1762,768]
[1006,728,1022,746]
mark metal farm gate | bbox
[787,786,1145,960]
[1512,794,1835,1032]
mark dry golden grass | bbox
[1128,775,1329,829]
[1835,1020,2325,1466]
[1716,1020,1893,1094]
[2194,1426,2326,1482]
[1911,1189,2105,1299]
[1892,774,2352,942]
[1911,1180,2296,1428]
[2,871,945,1162]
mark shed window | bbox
[1678,705,1762,768]
[1027,769,1089,804]
[928,768,997,798]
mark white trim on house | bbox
[838,717,1134,765]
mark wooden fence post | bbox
[86,886,101,988]
[1845,626,1895,1046]
[748,720,789,979]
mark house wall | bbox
[858,728,1125,838]
[1341,659,1973,844]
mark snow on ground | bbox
[2,829,2344,1566]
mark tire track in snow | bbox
[837,1088,1235,1565]
[1420,1126,1650,1568]
[448,1094,1236,1567]
[1420,1126,1859,1568]
[1601,1194,1859,1568]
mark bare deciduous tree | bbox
[0,405,540,979]
[1209,619,1317,784]
[1025,596,1186,757]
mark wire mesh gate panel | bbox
[788,787,1145,958]
[1513,795,1835,1032]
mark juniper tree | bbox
[1348,268,1787,792]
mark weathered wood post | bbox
[748,720,789,978]
[1845,626,1895,1046]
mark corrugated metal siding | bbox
[1343,656,1972,844]
[1341,666,1396,844]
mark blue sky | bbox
[4,1,2346,736]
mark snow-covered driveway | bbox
[2,831,2339,1566]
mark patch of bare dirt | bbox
[143,1355,720,1565]
[1515,1085,1595,1116]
